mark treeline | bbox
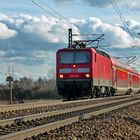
[0,77,61,103]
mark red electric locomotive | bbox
[56,29,140,99]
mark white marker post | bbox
[6,76,13,104]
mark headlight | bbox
[85,74,90,78]
[59,74,64,78]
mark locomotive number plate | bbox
[69,74,79,78]
[71,68,78,73]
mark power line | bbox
[31,0,140,66]
[32,0,111,45]
[31,0,90,34]
[109,0,136,46]
[31,0,73,32]
[109,0,140,65]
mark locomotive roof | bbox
[95,48,110,59]
[59,47,110,58]
[59,47,92,51]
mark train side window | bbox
[95,53,96,63]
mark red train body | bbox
[56,47,140,99]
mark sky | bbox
[0,0,140,83]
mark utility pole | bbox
[68,28,72,48]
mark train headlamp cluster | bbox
[59,73,90,78]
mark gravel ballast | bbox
[26,102,140,140]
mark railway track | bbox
[0,100,62,112]
[0,94,140,140]
[0,95,137,127]
[0,94,136,112]
[0,94,136,120]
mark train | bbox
[56,30,140,99]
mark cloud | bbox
[71,17,140,47]
[54,0,140,9]
[0,22,17,40]
[0,13,139,82]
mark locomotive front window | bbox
[60,52,90,64]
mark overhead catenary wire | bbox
[32,0,88,34]
[109,0,140,66]
[31,0,140,66]
[31,0,69,42]
[36,0,79,30]
[31,0,107,44]
[31,0,138,49]
[31,0,127,59]
[31,0,138,45]
[109,0,137,46]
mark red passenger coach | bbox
[56,29,140,99]
[111,57,140,94]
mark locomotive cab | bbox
[56,48,93,99]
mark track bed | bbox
[26,102,140,140]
